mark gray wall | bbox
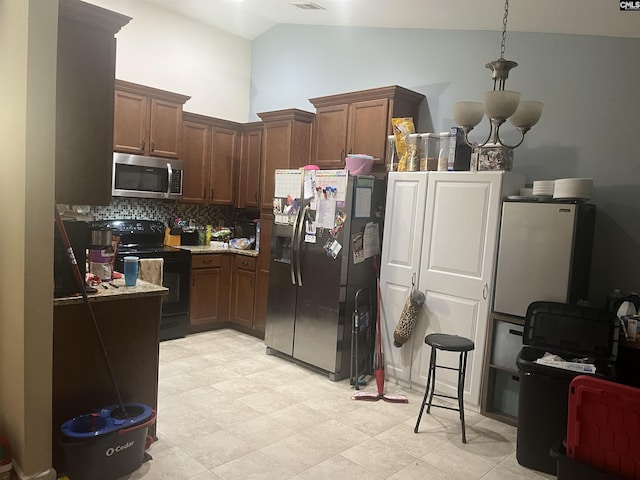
[250,25,640,308]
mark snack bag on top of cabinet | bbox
[392,117,415,172]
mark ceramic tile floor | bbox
[125,329,556,480]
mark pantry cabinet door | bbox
[414,172,504,405]
[379,172,429,386]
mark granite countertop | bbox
[179,245,259,257]
[54,278,168,306]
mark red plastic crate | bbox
[567,376,640,480]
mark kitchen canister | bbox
[89,227,115,280]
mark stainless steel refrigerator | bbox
[265,169,385,380]
[493,200,596,317]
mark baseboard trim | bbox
[11,462,57,480]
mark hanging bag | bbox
[393,276,425,347]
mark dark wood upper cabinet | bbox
[256,109,314,211]
[55,0,131,206]
[309,86,425,169]
[237,122,263,209]
[114,80,190,159]
[181,112,241,206]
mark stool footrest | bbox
[434,364,459,372]
[431,392,462,411]
[428,402,461,413]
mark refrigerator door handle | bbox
[295,205,308,287]
[290,208,302,285]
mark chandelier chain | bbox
[500,0,509,59]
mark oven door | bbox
[160,255,190,316]
[115,251,190,341]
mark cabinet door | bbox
[260,121,291,210]
[379,172,429,386]
[347,98,389,163]
[312,104,348,169]
[56,13,118,206]
[414,172,505,406]
[238,127,262,209]
[253,213,273,334]
[209,126,238,205]
[231,267,256,328]
[149,98,182,158]
[114,90,148,155]
[181,121,210,204]
[190,256,231,327]
[190,268,223,326]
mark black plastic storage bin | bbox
[61,403,155,480]
[551,444,621,480]
[515,302,618,475]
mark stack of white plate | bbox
[532,180,555,199]
[553,178,593,201]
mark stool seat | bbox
[425,333,474,352]
[415,333,475,443]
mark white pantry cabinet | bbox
[379,172,429,384]
[380,171,524,407]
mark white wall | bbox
[86,0,252,122]
[0,0,57,477]
[250,24,640,308]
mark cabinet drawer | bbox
[234,255,256,271]
[491,320,524,370]
[192,254,224,269]
[490,369,520,418]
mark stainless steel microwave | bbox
[112,153,183,200]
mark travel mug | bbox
[123,256,139,286]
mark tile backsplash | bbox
[90,197,256,229]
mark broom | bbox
[352,257,408,403]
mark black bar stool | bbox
[414,333,475,443]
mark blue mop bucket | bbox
[61,403,155,480]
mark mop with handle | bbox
[352,256,408,403]
[54,207,129,418]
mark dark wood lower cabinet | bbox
[189,254,231,332]
[230,255,257,331]
[189,252,266,338]
[52,294,162,475]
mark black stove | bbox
[92,219,191,341]
[91,219,188,256]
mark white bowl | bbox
[553,178,593,200]
[532,180,555,196]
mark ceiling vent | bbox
[290,2,326,10]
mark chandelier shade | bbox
[453,0,543,151]
[483,90,520,121]
[452,102,484,128]
[508,101,544,129]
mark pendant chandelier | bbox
[453,0,543,150]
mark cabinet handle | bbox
[340,149,345,162]
[254,192,258,202]
[150,139,155,152]
[508,328,524,337]
[483,283,488,300]
[512,375,520,382]
[141,138,145,150]
[202,259,213,264]
[250,278,254,288]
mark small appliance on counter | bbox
[180,229,199,246]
